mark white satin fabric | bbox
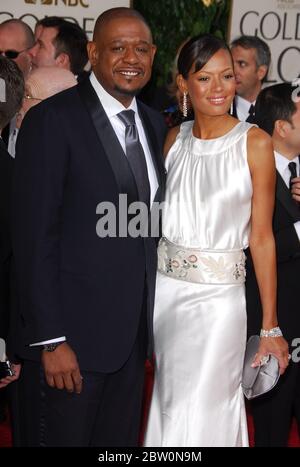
[144,121,254,447]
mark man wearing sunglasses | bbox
[0,19,35,158]
[0,19,35,79]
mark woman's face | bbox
[179,48,236,117]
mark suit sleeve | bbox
[12,104,69,345]
[273,223,300,263]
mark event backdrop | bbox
[0,0,130,38]
[229,0,300,83]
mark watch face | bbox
[44,343,59,352]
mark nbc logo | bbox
[24,0,89,7]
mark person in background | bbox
[246,83,300,446]
[30,17,88,81]
[0,56,24,410]
[0,19,35,157]
[144,34,288,447]
[16,67,77,129]
[230,35,271,122]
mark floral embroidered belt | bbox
[157,237,246,285]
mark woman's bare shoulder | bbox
[247,126,273,151]
[247,126,274,170]
[163,125,181,158]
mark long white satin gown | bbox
[144,121,254,447]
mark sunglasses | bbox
[0,46,33,59]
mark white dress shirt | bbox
[7,117,18,158]
[274,151,300,240]
[235,95,256,122]
[89,72,158,205]
[32,72,159,347]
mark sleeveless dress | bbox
[144,121,254,447]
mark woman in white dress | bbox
[144,34,289,447]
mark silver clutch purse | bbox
[242,335,280,400]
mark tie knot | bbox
[288,161,297,179]
[117,109,136,127]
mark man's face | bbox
[0,25,32,77]
[231,45,266,102]
[30,27,59,69]
[285,102,300,154]
[88,16,156,107]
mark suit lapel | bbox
[76,79,138,203]
[276,171,300,221]
[232,97,238,119]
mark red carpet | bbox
[1,360,299,447]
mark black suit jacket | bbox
[11,79,166,372]
[246,171,300,342]
[0,138,13,340]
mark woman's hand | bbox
[251,337,289,375]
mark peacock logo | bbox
[24,0,89,7]
[24,0,53,4]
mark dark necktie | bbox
[117,110,150,208]
[288,161,297,191]
[246,104,255,123]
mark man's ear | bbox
[257,64,268,82]
[274,119,290,138]
[55,52,70,70]
[87,41,98,66]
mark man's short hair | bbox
[0,56,24,130]
[93,7,152,42]
[231,35,271,82]
[255,83,297,136]
[36,17,88,75]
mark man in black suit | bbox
[12,7,166,446]
[246,83,300,446]
[230,36,271,122]
[0,57,24,403]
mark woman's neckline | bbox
[191,121,243,142]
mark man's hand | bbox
[41,342,83,394]
[0,363,22,389]
[290,177,300,202]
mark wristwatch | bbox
[43,341,64,352]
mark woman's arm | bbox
[247,127,289,374]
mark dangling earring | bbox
[183,91,188,118]
[230,100,234,116]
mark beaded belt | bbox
[157,237,246,285]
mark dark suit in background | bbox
[0,137,13,343]
[246,172,300,446]
[0,138,13,422]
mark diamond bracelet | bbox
[260,326,283,338]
